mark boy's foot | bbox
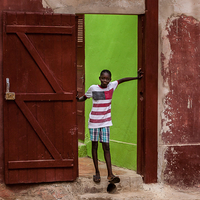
[93,174,101,183]
[107,175,120,184]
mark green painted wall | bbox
[84,14,138,170]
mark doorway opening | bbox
[77,14,138,171]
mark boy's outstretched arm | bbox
[118,68,143,84]
[76,93,87,102]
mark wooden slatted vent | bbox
[78,18,84,43]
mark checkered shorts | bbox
[89,127,110,143]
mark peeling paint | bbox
[161,14,200,144]
[164,145,200,186]
[187,96,193,109]
[42,0,50,9]
[159,13,200,186]
[157,145,168,183]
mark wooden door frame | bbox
[137,0,158,183]
[76,0,158,183]
[76,14,85,141]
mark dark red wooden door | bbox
[3,12,78,184]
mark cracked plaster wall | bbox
[159,0,200,186]
[42,0,145,14]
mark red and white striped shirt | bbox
[85,81,118,128]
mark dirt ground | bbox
[141,183,200,200]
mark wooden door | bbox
[3,12,78,184]
[76,14,85,141]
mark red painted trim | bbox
[137,15,145,177]
[137,0,158,184]
[143,0,158,183]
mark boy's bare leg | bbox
[102,142,120,184]
[92,141,100,179]
[102,142,113,178]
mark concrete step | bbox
[77,174,143,194]
[78,157,143,195]
[77,175,144,200]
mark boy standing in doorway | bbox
[77,69,143,184]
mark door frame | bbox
[76,0,158,183]
[76,14,85,141]
[137,0,158,183]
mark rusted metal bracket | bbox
[5,78,15,100]
[5,92,15,100]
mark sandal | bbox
[93,174,101,183]
[108,175,120,184]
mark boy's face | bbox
[99,72,111,88]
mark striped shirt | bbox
[85,81,118,128]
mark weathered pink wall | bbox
[159,0,200,186]
[0,0,52,183]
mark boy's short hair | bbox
[100,69,111,78]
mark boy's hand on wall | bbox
[137,68,144,79]
[76,92,79,101]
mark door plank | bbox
[43,13,57,182]
[16,93,73,101]
[8,159,74,169]
[17,32,64,93]
[6,25,73,34]
[17,13,29,182]
[35,14,49,182]
[7,103,19,183]
[22,12,42,183]
[15,99,62,160]
[50,14,65,181]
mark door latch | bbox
[5,78,15,100]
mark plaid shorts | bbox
[89,127,110,143]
